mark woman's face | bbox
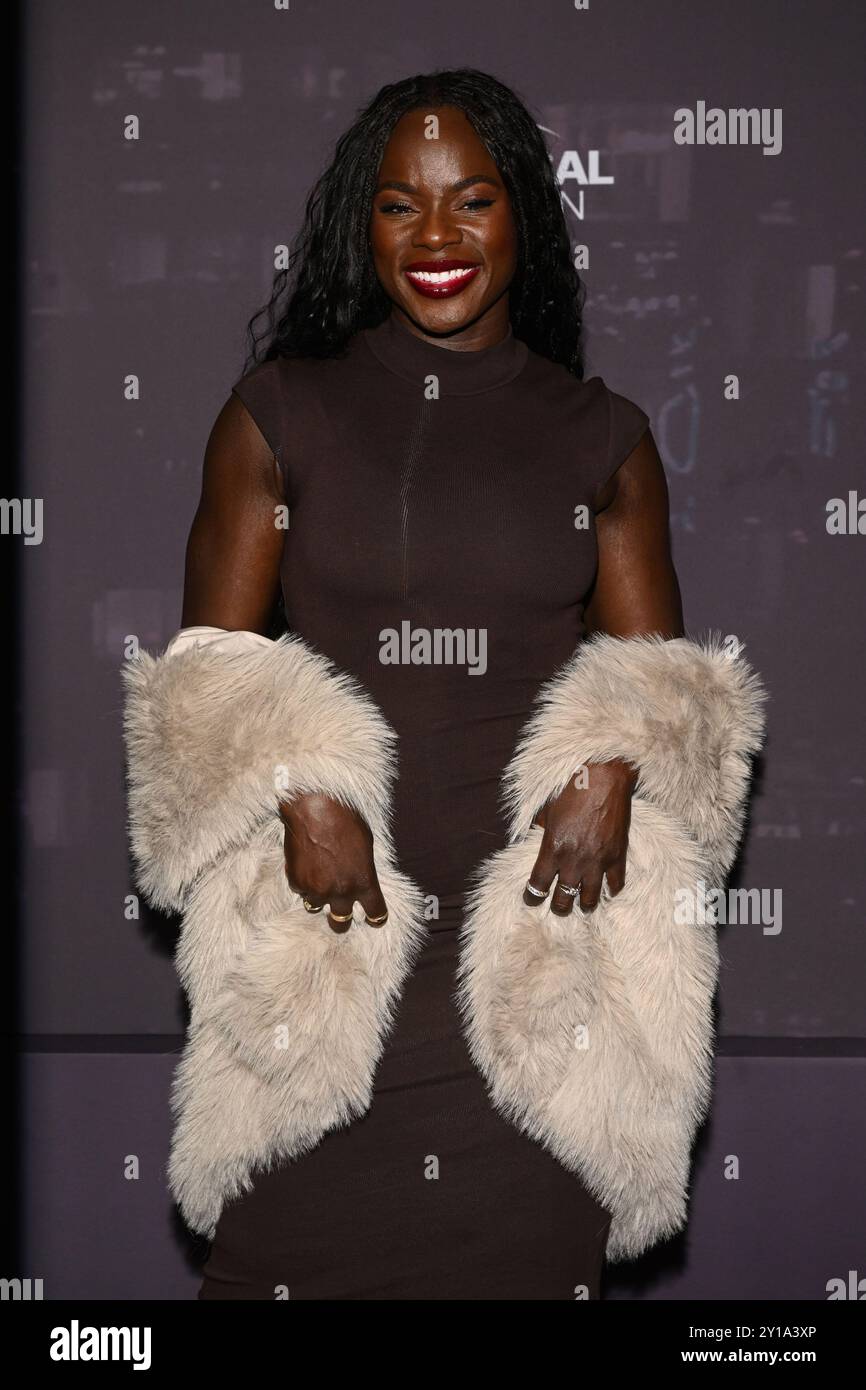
[369,104,518,339]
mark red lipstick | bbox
[403,258,481,298]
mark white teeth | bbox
[405,267,476,283]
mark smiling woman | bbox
[241,67,584,372]
[370,108,516,332]
[122,67,765,1302]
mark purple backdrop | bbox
[17,0,865,1299]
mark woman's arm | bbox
[524,429,684,917]
[585,429,684,639]
[181,394,285,631]
[180,394,389,932]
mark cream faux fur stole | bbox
[121,631,766,1263]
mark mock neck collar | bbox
[361,311,528,396]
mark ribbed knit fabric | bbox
[197,312,650,1300]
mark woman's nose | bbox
[412,203,461,250]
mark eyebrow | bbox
[375,174,501,195]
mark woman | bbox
[122,69,765,1300]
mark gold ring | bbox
[302,898,323,913]
[365,910,389,925]
[328,909,354,923]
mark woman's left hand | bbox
[523,758,638,916]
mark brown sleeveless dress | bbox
[198,312,650,1300]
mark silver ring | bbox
[556,882,581,898]
[525,882,548,899]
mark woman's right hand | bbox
[279,791,388,933]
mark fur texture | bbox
[455,632,767,1260]
[121,635,428,1236]
[121,630,765,1259]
